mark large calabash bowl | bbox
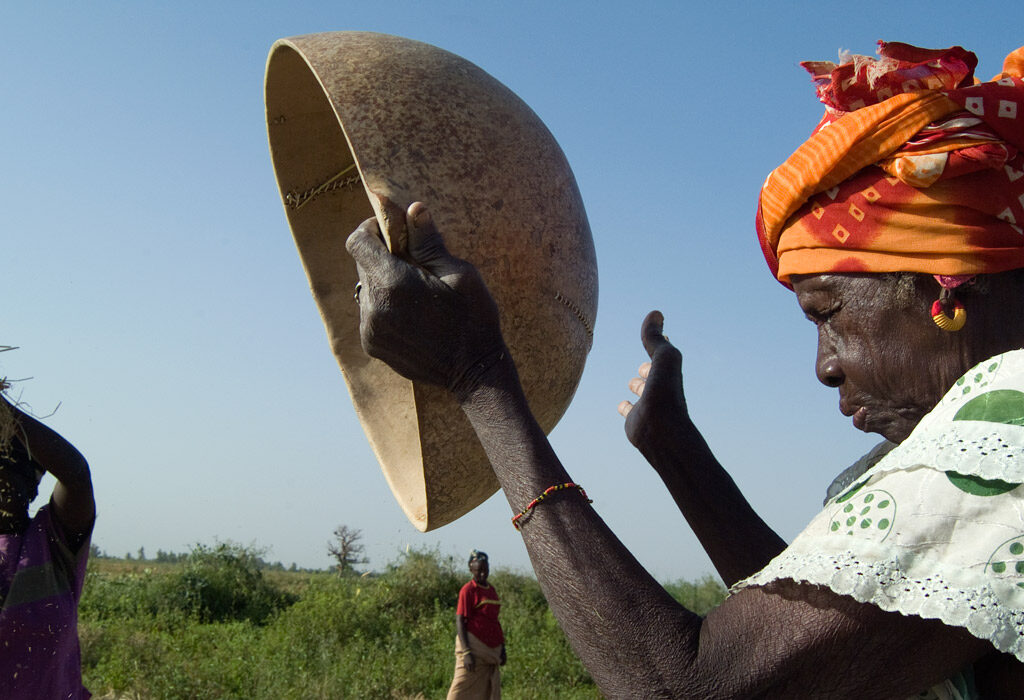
[265,32,597,531]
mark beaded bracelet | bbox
[512,482,592,530]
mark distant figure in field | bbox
[0,391,95,699]
[447,550,505,699]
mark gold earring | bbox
[931,289,966,332]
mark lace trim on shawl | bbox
[879,421,1024,483]
[732,550,1024,661]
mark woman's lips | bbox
[839,400,868,431]
[851,406,868,431]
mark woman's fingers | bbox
[405,201,463,279]
[377,196,409,258]
[619,358,651,419]
[346,216,402,287]
[628,376,646,396]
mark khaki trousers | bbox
[446,632,501,700]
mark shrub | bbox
[81,542,296,625]
[80,564,179,622]
[161,542,297,624]
[368,546,462,625]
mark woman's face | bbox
[791,273,975,444]
[469,559,489,584]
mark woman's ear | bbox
[956,269,1024,358]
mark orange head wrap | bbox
[756,41,1024,287]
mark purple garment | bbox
[0,503,91,699]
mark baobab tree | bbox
[327,524,367,575]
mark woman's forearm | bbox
[460,356,706,695]
[5,400,89,487]
[620,313,786,586]
[455,614,469,645]
[638,428,787,587]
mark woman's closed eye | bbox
[804,303,841,325]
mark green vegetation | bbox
[80,544,726,699]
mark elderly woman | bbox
[0,393,94,699]
[347,42,1024,697]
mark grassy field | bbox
[79,544,726,699]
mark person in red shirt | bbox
[447,550,505,699]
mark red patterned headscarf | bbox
[756,42,1024,286]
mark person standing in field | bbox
[447,550,505,699]
[0,386,95,699]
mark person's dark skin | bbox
[347,202,1022,697]
[0,396,94,550]
[614,311,787,587]
[455,558,506,671]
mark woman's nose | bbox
[816,355,845,387]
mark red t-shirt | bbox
[456,579,504,648]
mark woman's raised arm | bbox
[5,398,94,548]
[617,311,787,586]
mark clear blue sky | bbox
[2,1,1021,580]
